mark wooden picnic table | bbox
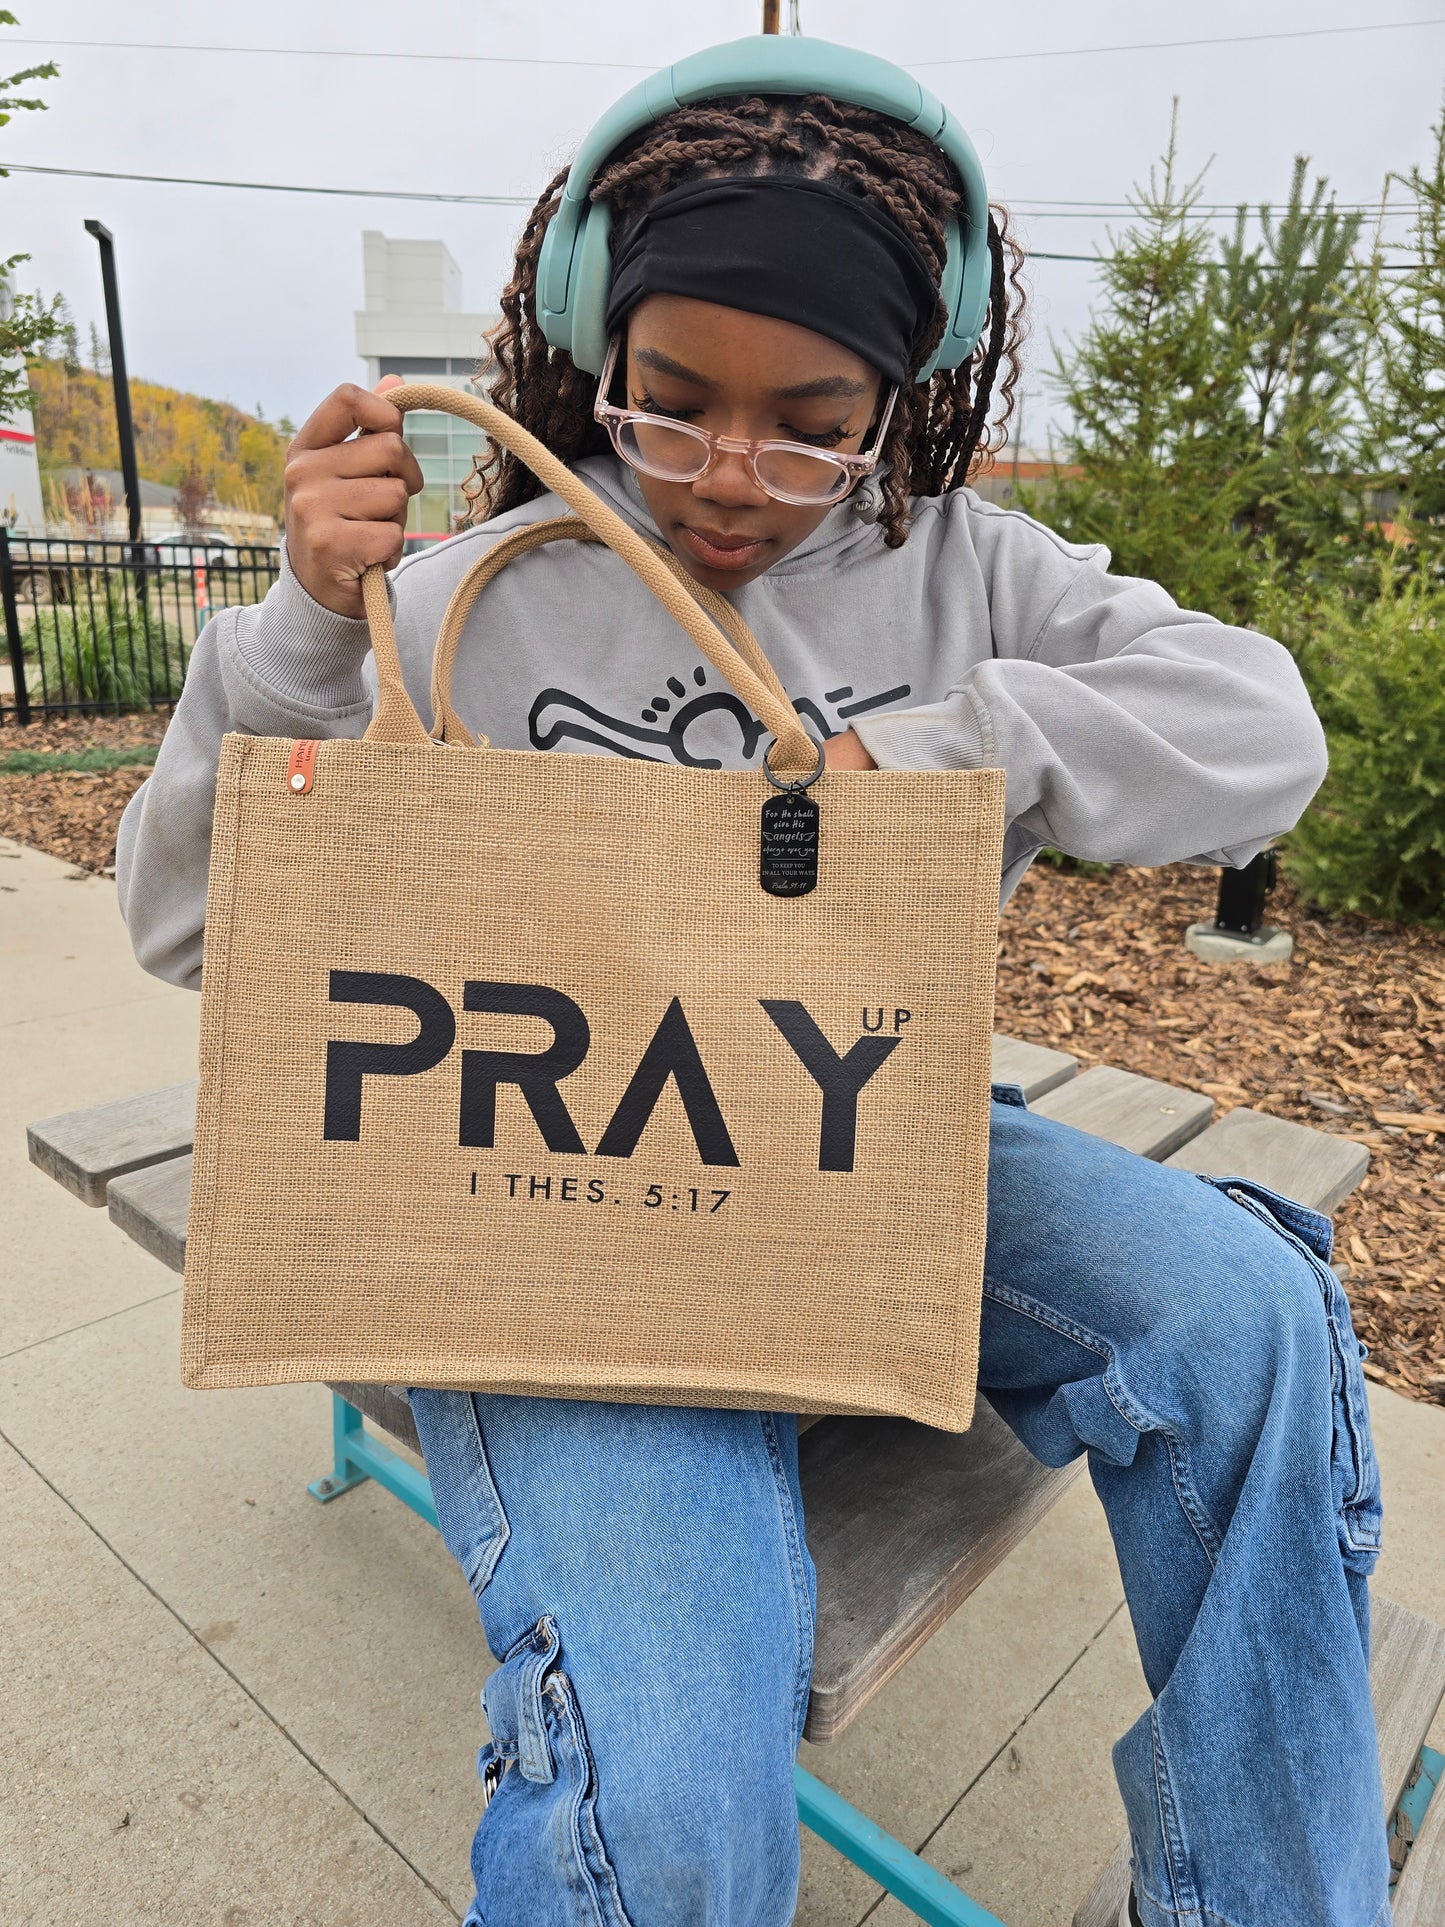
[27,1034,1445,1926]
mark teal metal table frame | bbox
[309,1389,1007,1927]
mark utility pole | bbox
[83,220,143,547]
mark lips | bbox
[677,524,771,571]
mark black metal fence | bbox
[0,528,281,724]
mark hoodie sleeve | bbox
[114,548,377,991]
[850,503,1328,869]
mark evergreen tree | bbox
[1363,102,1445,565]
[1214,159,1363,449]
[1028,107,1262,622]
[1211,158,1366,582]
[1284,565,1445,926]
[53,296,81,376]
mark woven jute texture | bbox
[182,386,1005,1431]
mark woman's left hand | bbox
[824,728,877,770]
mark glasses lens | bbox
[618,419,711,483]
[753,446,853,505]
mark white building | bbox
[0,285,46,534]
[0,396,45,535]
[355,232,499,544]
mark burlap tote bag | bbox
[182,385,1005,1430]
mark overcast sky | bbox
[5,0,1443,444]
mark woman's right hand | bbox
[283,380,425,618]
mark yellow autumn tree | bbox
[27,357,288,518]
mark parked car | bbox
[148,533,239,565]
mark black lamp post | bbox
[83,220,143,547]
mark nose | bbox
[692,446,769,511]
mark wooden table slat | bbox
[1373,1596,1445,1819]
[1072,1838,1131,1927]
[1165,1107,1370,1217]
[1393,1757,1445,1926]
[1032,1065,1215,1161]
[990,1034,1079,1102]
[27,1080,198,1206]
[106,1153,192,1273]
[799,1405,1081,1743]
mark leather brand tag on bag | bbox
[287,740,319,794]
[760,791,819,896]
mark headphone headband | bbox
[536,34,991,385]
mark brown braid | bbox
[465,93,1028,548]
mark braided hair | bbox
[465,92,1028,549]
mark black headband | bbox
[602,174,940,386]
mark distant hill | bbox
[26,358,288,519]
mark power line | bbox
[1016,197,1402,213]
[4,160,1417,223]
[5,162,1424,270]
[1014,207,1406,221]
[0,36,651,71]
[1029,249,1422,269]
[1,161,534,205]
[5,16,1442,73]
[911,16,1445,67]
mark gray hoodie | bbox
[115,453,1327,991]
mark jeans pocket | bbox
[477,1615,633,1927]
[406,1388,510,1598]
[1199,1175,1383,1571]
[1311,1268,1385,1565]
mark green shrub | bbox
[21,579,184,709]
[1282,573,1445,926]
[1035,847,1114,878]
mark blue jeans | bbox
[408,1092,1388,1927]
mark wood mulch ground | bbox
[3,713,1441,1409]
[0,712,167,874]
[996,861,1444,1408]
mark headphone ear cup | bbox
[950,211,992,370]
[916,214,974,382]
[536,196,579,358]
[564,201,616,377]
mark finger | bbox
[290,383,404,453]
[374,374,405,395]
[290,433,424,495]
[330,518,407,577]
[330,475,413,527]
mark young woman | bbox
[116,54,1388,1927]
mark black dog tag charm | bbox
[760,789,819,896]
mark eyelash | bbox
[632,390,852,449]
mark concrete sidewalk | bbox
[2,830,1442,1927]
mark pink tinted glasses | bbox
[592,335,897,507]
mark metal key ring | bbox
[762,732,827,794]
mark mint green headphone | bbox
[536,34,990,385]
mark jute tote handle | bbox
[361,383,817,771]
[427,516,800,751]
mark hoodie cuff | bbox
[239,540,379,709]
[850,687,995,771]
